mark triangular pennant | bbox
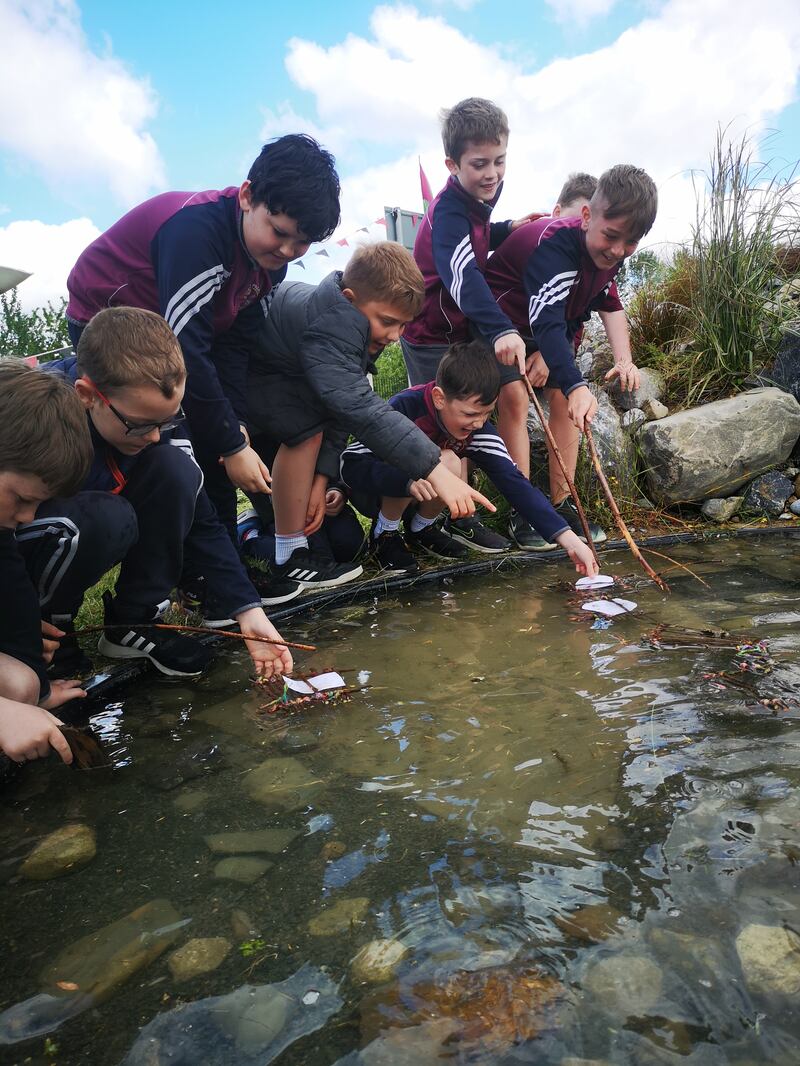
[336,237,349,247]
[315,248,330,256]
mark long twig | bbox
[583,427,670,593]
[76,622,316,652]
[523,377,600,565]
[640,547,710,588]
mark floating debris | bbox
[253,670,356,715]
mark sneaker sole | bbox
[260,583,304,606]
[511,538,559,552]
[448,531,511,554]
[294,563,364,590]
[97,634,206,678]
[412,543,469,562]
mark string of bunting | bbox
[293,217,393,269]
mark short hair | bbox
[436,340,501,405]
[248,134,341,244]
[592,165,658,240]
[342,242,425,318]
[0,360,92,497]
[557,172,597,208]
[76,307,185,399]
[440,98,509,162]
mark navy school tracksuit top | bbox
[340,382,570,544]
[485,215,623,396]
[66,188,286,459]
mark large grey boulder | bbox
[605,367,666,412]
[639,388,800,504]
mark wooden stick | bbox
[640,547,710,589]
[583,427,670,593]
[76,622,316,652]
[523,376,600,565]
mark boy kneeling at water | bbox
[0,362,94,764]
[340,340,600,577]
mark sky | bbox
[1,0,800,307]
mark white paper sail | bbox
[581,598,637,617]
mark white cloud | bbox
[273,0,800,256]
[0,0,165,207]
[0,218,100,310]
[544,0,619,25]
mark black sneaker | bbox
[508,510,557,552]
[406,521,469,560]
[445,515,511,554]
[371,528,419,574]
[97,592,213,678]
[245,564,304,607]
[273,547,363,589]
[553,497,608,544]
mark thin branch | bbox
[76,622,316,652]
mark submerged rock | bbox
[168,937,231,982]
[0,899,183,1044]
[120,962,341,1065]
[148,742,224,791]
[205,828,298,855]
[230,909,258,940]
[245,756,323,809]
[19,824,96,881]
[555,903,624,944]
[583,954,662,1015]
[350,939,409,984]
[213,857,271,884]
[308,897,369,936]
[736,923,800,997]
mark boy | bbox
[18,307,294,681]
[245,242,496,589]
[485,165,656,546]
[552,173,597,218]
[66,135,341,581]
[340,341,599,577]
[0,361,95,765]
[401,97,537,552]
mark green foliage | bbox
[372,341,409,399]
[629,128,800,408]
[238,937,267,957]
[0,289,70,360]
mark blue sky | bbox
[1,0,799,305]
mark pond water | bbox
[2,537,800,1065]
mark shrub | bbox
[0,290,70,361]
[372,341,410,399]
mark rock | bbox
[168,937,231,981]
[742,472,794,517]
[275,728,322,754]
[621,408,646,431]
[736,923,800,996]
[794,473,800,496]
[350,939,409,984]
[641,397,669,420]
[245,756,323,809]
[605,367,665,412]
[554,903,624,944]
[752,319,800,399]
[172,789,209,813]
[119,963,342,1065]
[205,828,298,855]
[639,388,800,504]
[588,387,637,496]
[791,500,800,517]
[148,743,224,791]
[583,954,662,1015]
[230,909,257,940]
[213,857,272,884]
[701,497,743,523]
[308,897,369,936]
[0,899,185,1045]
[20,824,96,880]
[321,840,347,861]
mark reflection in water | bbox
[2,540,800,1063]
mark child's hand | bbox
[605,361,640,393]
[408,478,437,502]
[222,446,272,495]
[40,679,87,710]
[428,463,496,519]
[494,333,527,377]
[0,698,73,765]
[511,211,545,231]
[525,351,549,388]
[236,608,294,679]
[304,474,329,535]
[324,489,346,517]
[555,530,600,577]
[566,385,598,432]
[41,620,64,665]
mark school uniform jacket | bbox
[66,188,286,458]
[403,176,518,348]
[485,215,623,395]
[341,382,570,544]
[0,531,51,700]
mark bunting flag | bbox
[315,248,330,256]
[357,226,369,233]
[419,158,433,211]
[374,217,387,226]
[295,260,306,269]
[336,237,349,247]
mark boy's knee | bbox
[0,656,41,705]
[140,441,203,498]
[498,380,528,417]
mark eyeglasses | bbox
[89,382,185,438]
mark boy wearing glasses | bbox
[16,307,294,681]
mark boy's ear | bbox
[341,287,356,305]
[431,385,446,410]
[580,202,591,231]
[74,377,95,410]
[238,180,253,212]
[552,203,562,217]
[444,157,459,177]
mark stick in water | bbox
[523,376,600,566]
[76,623,316,652]
[583,427,670,593]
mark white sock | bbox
[275,532,308,565]
[409,513,436,533]
[374,512,401,538]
